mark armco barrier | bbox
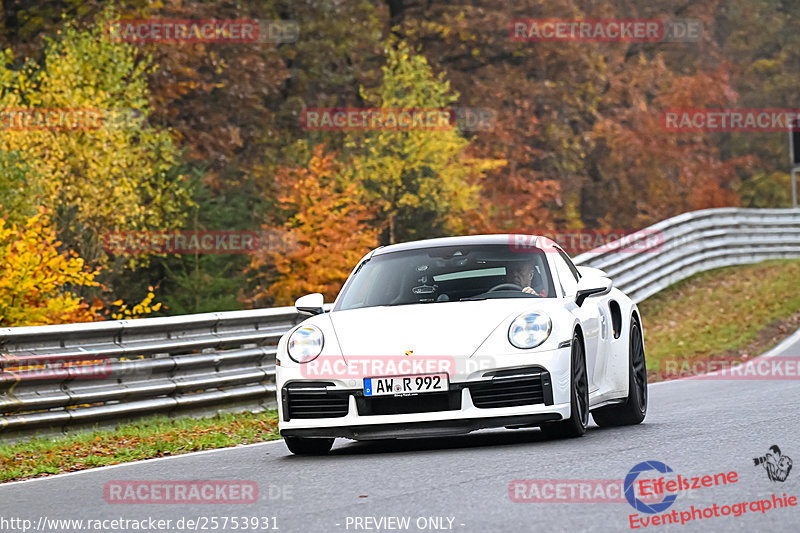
[572,208,800,302]
[1,207,799,436]
[0,308,306,435]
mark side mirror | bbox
[575,277,612,307]
[295,293,324,315]
[576,265,608,278]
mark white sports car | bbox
[276,235,647,455]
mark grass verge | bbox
[2,259,799,483]
[639,259,800,380]
[0,410,280,483]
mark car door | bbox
[550,247,603,393]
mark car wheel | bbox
[592,316,647,427]
[284,437,335,455]
[540,331,589,439]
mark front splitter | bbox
[279,413,562,440]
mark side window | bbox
[557,249,581,281]
[553,249,579,296]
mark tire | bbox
[592,316,647,427]
[284,436,335,455]
[540,331,589,439]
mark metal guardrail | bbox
[1,207,799,436]
[572,207,800,302]
[0,309,306,436]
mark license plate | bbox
[364,373,449,397]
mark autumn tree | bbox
[0,8,191,265]
[349,40,505,244]
[0,149,42,225]
[715,0,800,207]
[108,0,386,312]
[2,0,795,317]
[247,145,379,306]
[393,0,751,229]
[0,208,163,326]
[0,209,101,326]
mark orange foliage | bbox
[247,146,379,306]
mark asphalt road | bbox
[1,329,799,533]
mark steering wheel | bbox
[488,283,523,292]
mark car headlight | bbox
[287,325,324,363]
[508,312,551,349]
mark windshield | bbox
[334,244,556,311]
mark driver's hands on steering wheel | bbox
[521,286,536,294]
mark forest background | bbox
[0,0,794,326]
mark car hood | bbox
[329,299,561,358]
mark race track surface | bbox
[2,329,799,533]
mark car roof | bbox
[371,234,558,256]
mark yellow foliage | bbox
[0,9,190,263]
[0,209,101,326]
[0,210,165,326]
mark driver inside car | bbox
[506,262,547,296]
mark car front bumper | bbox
[277,347,572,440]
